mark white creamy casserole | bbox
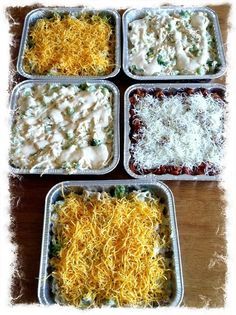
[128,10,220,76]
[10,84,114,173]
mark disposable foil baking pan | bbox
[122,7,226,81]
[38,180,184,306]
[124,83,226,180]
[9,79,120,175]
[17,7,121,80]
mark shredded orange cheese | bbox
[50,191,172,307]
[24,14,115,75]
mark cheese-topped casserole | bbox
[129,87,225,176]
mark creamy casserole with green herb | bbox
[128,11,220,76]
[10,84,114,173]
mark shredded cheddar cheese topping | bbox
[50,190,172,307]
[23,14,115,76]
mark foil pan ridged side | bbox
[122,6,226,81]
[17,7,121,80]
[124,83,226,181]
[9,79,120,175]
[38,180,184,306]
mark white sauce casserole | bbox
[10,84,114,173]
[128,11,220,76]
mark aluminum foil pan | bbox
[9,79,120,175]
[122,7,226,81]
[17,7,121,80]
[38,179,184,306]
[124,83,226,181]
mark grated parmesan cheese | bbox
[131,93,225,170]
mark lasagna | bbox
[129,87,225,176]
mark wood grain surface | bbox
[8,4,229,308]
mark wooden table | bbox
[8,4,229,307]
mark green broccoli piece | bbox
[90,139,102,146]
[157,55,168,66]
[50,240,62,257]
[114,185,127,199]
